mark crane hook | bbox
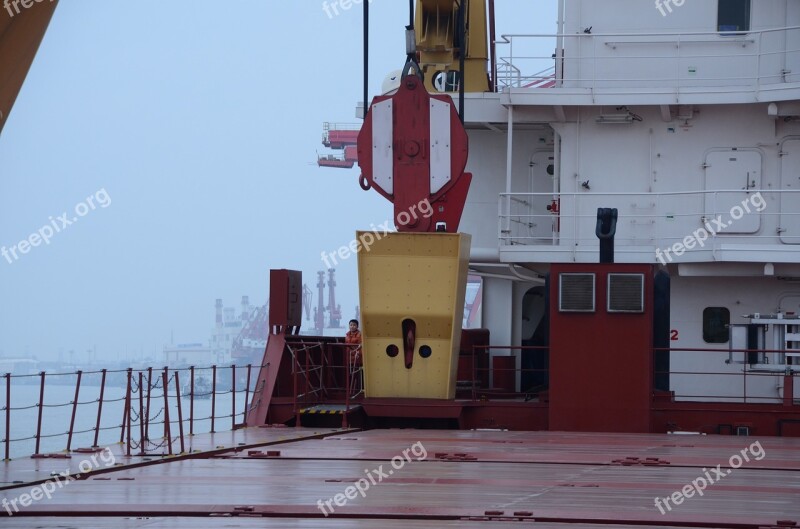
[359,173,372,191]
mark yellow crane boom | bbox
[415,0,489,93]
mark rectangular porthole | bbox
[703,307,730,343]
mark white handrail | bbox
[493,26,800,91]
[497,190,800,251]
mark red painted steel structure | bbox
[246,269,302,427]
[318,146,358,169]
[549,263,654,433]
[269,269,302,335]
[322,125,359,149]
[357,75,472,233]
[319,124,359,168]
[240,272,798,436]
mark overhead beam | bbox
[0,0,59,135]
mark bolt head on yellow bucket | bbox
[356,231,471,399]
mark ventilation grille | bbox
[559,274,595,312]
[608,274,644,313]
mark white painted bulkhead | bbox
[669,274,800,403]
[459,0,800,401]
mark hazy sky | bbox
[0,1,554,363]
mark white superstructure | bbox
[461,0,800,403]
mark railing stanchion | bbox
[783,370,794,407]
[162,368,172,455]
[138,371,145,455]
[144,367,153,442]
[293,352,300,427]
[174,371,185,454]
[210,365,217,434]
[231,364,236,430]
[343,345,350,429]
[743,358,748,404]
[4,373,11,460]
[756,31,762,90]
[243,364,252,424]
[34,371,46,455]
[304,346,310,411]
[472,346,477,401]
[189,366,194,436]
[93,369,107,448]
[66,370,83,452]
[125,368,132,457]
[119,387,127,445]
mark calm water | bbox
[1,372,250,459]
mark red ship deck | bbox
[2,428,799,528]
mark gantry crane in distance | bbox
[317,122,359,169]
[327,268,342,328]
[302,284,312,322]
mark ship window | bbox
[703,307,730,343]
[718,0,750,33]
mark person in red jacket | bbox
[345,319,362,366]
[345,319,363,395]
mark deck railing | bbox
[287,339,364,429]
[1,364,259,461]
[498,189,800,256]
[495,26,800,91]
[466,345,800,405]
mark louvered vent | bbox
[559,273,595,312]
[608,273,644,313]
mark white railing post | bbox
[756,30,762,90]
[505,106,514,240]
